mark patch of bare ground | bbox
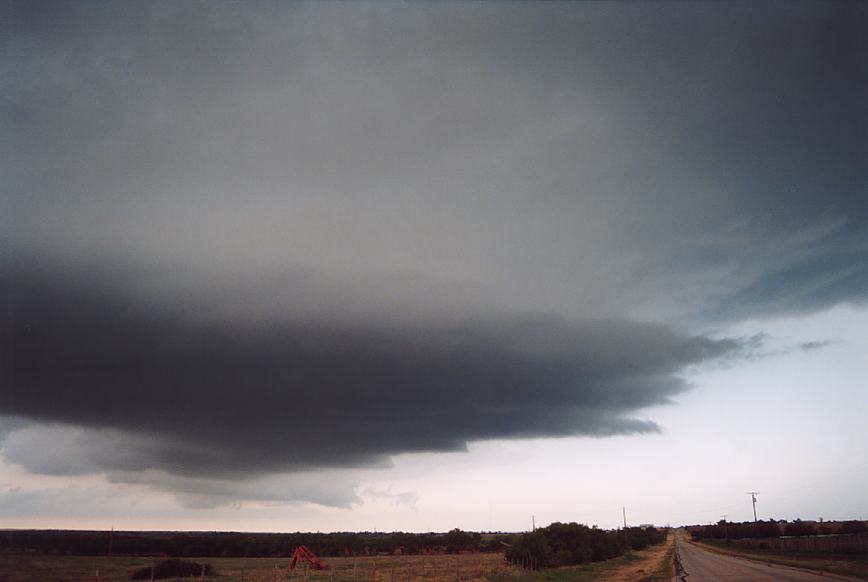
[596,532,674,582]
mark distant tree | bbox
[482,534,514,553]
[839,521,868,535]
[627,527,664,550]
[784,520,817,537]
[444,529,475,553]
[742,520,781,539]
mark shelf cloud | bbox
[1,253,746,500]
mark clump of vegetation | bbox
[504,522,664,569]
[839,521,868,535]
[783,520,817,537]
[691,519,781,540]
[131,559,216,580]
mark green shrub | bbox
[503,522,651,569]
[504,531,554,569]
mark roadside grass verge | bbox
[488,553,644,582]
[698,540,868,580]
[635,540,674,582]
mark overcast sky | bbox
[2,1,867,532]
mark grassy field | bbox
[699,540,868,580]
[487,555,643,582]
[1,552,516,582]
[0,544,678,582]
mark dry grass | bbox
[0,552,517,582]
[488,557,640,582]
[596,532,674,582]
[0,539,679,582]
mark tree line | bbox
[689,519,868,541]
[2,529,514,557]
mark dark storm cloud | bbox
[0,253,743,480]
[2,1,867,503]
[3,1,867,324]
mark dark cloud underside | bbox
[1,254,739,478]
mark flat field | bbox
[0,538,676,582]
[0,552,517,582]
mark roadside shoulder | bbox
[689,539,866,582]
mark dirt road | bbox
[674,530,862,581]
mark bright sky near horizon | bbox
[2,1,867,532]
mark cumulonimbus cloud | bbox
[4,1,865,510]
[1,252,745,496]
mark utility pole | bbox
[720,515,728,541]
[747,492,760,522]
[623,507,628,547]
[532,515,535,532]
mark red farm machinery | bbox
[288,545,329,571]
